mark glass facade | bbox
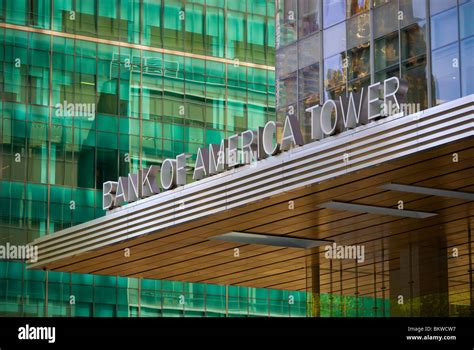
[276,0,474,142]
[1,261,309,317]
[430,0,474,104]
[1,0,472,320]
[0,0,293,317]
[277,0,474,317]
[1,260,390,317]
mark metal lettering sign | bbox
[103,77,408,210]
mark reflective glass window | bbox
[401,21,427,109]
[143,0,162,47]
[347,0,369,17]
[185,2,205,55]
[432,43,461,105]
[278,72,297,107]
[298,33,320,68]
[277,43,297,77]
[375,32,399,72]
[429,0,457,16]
[323,0,345,28]
[347,12,370,49]
[323,21,346,57]
[298,0,320,38]
[460,0,474,39]
[461,36,474,95]
[206,6,225,57]
[347,44,370,82]
[278,0,297,46]
[399,0,426,28]
[431,8,458,50]
[299,63,320,103]
[324,53,346,98]
[374,1,398,38]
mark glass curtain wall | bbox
[0,261,307,317]
[0,0,280,317]
[277,0,474,317]
[277,0,473,144]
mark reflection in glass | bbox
[429,0,457,16]
[373,1,398,38]
[375,32,399,72]
[227,10,245,59]
[298,33,320,68]
[400,20,427,110]
[298,0,320,38]
[347,44,369,81]
[460,1,474,40]
[323,21,346,58]
[399,0,426,27]
[347,0,370,17]
[323,0,345,28]
[278,72,297,107]
[402,57,428,110]
[431,8,458,50]
[374,0,390,6]
[348,76,369,94]
[206,6,225,57]
[432,43,461,105]
[323,0,368,28]
[163,0,184,51]
[461,36,474,96]
[347,12,370,49]
[276,43,297,77]
[324,53,346,97]
[375,65,399,84]
[278,0,297,47]
[401,22,426,61]
[247,14,267,64]
[299,63,320,104]
[185,2,205,55]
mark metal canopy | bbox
[26,95,474,291]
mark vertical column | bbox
[44,270,49,317]
[225,285,229,317]
[137,277,141,317]
[355,259,359,317]
[468,224,473,316]
[369,0,375,85]
[381,239,387,317]
[306,248,320,317]
[389,232,449,317]
[425,0,433,107]
[69,272,73,317]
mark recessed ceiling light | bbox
[380,183,474,201]
[319,201,437,219]
[209,231,332,249]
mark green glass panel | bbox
[185,2,205,55]
[206,6,225,57]
[71,272,93,285]
[163,0,184,51]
